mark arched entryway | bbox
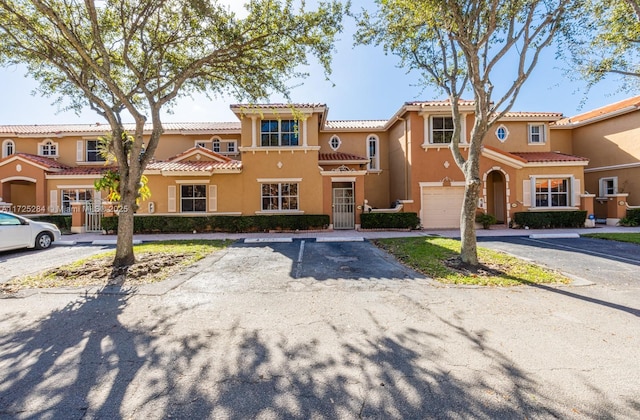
[1,177,37,214]
[486,170,506,224]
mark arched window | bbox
[212,137,221,153]
[329,135,341,151]
[367,135,380,171]
[2,139,15,158]
[39,139,58,156]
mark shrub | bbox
[27,215,72,231]
[626,208,640,225]
[475,213,497,229]
[513,211,587,229]
[101,214,330,233]
[360,212,420,229]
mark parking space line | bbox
[298,240,305,263]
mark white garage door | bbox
[421,186,465,229]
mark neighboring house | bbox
[5,97,632,232]
[552,96,640,224]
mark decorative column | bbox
[251,116,257,148]
[580,193,596,227]
[605,193,629,226]
[70,201,86,233]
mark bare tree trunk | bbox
[113,192,136,268]
[460,176,480,265]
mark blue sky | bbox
[0,1,636,125]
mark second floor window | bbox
[431,116,454,144]
[528,124,546,144]
[261,120,299,147]
[86,140,106,162]
[39,140,58,156]
[2,139,14,158]
[367,135,379,171]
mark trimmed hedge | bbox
[101,214,330,233]
[513,211,587,229]
[26,215,72,231]
[627,208,640,224]
[360,212,420,229]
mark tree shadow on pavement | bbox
[0,289,153,418]
[1,295,637,418]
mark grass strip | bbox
[375,237,570,286]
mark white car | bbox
[0,211,62,252]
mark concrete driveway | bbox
[1,238,639,418]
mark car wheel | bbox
[35,232,53,250]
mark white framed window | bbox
[212,138,221,153]
[181,185,207,212]
[38,139,58,157]
[534,178,570,207]
[2,139,15,158]
[599,177,618,196]
[261,183,299,211]
[329,135,341,151]
[430,116,454,144]
[495,125,509,142]
[195,140,209,149]
[61,189,93,214]
[367,135,380,171]
[528,124,546,144]
[85,140,106,162]
[260,120,299,146]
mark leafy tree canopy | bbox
[356,0,569,265]
[562,0,640,89]
[0,0,346,268]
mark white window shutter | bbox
[209,185,217,212]
[573,178,581,207]
[168,186,177,213]
[49,190,58,214]
[76,141,83,161]
[523,180,532,207]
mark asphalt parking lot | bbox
[478,236,640,286]
[1,236,639,418]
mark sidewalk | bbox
[62,224,640,244]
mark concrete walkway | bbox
[62,224,640,244]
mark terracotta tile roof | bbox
[502,111,563,119]
[1,153,70,169]
[509,151,589,163]
[167,146,235,163]
[406,99,476,107]
[0,122,240,136]
[319,152,369,162]
[54,166,117,176]
[230,103,326,109]
[324,120,388,130]
[147,160,242,172]
[555,96,640,125]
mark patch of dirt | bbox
[443,256,506,278]
[1,252,191,295]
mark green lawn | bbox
[375,237,570,286]
[582,233,640,245]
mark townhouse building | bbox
[1,97,636,232]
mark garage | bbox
[420,184,465,229]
